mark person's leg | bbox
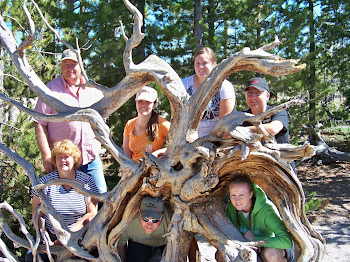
[127,240,153,262]
[25,250,49,262]
[215,250,225,262]
[260,247,286,262]
[79,156,107,194]
[25,249,34,262]
[149,245,165,262]
[285,248,295,262]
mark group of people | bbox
[28,47,294,262]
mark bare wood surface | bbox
[0,1,325,261]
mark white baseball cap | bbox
[135,86,158,102]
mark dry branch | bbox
[304,125,350,164]
[0,1,325,261]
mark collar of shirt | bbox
[63,75,86,97]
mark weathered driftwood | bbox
[0,0,325,261]
[303,125,350,164]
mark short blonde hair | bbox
[51,139,82,169]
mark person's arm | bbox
[31,195,41,217]
[219,98,235,139]
[219,98,235,119]
[243,230,255,241]
[34,122,54,173]
[122,135,132,158]
[244,120,284,136]
[152,147,167,157]
[69,197,98,232]
[219,80,236,119]
[253,206,293,249]
[117,244,127,262]
[152,119,171,158]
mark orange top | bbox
[123,116,170,162]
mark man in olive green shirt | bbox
[117,196,198,262]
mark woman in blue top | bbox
[182,47,236,137]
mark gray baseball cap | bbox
[140,196,164,219]
[61,49,78,63]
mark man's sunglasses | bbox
[142,217,161,223]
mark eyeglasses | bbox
[142,217,161,223]
[246,91,264,97]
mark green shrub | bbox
[304,191,330,213]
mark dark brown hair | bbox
[228,175,254,193]
[146,110,159,142]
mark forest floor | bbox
[197,161,350,262]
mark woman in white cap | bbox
[123,86,170,162]
[182,47,236,137]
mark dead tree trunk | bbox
[304,125,350,164]
[0,0,324,261]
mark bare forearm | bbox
[35,123,52,159]
[70,198,98,232]
[245,121,283,136]
[122,136,132,158]
[219,98,235,119]
[35,122,54,172]
[69,212,96,232]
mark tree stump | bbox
[0,0,325,261]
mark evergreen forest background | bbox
[0,0,349,258]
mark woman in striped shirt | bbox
[31,139,98,245]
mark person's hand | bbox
[53,239,62,246]
[152,148,167,158]
[243,231,261,254]
[44,237,55,246]
[243,230,255,241]
[43,157,54,173]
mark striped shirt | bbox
[36,170,98,234]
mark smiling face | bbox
[245,86,270,115]
[229,182,253,213]
[136,99,156,116]
[194,53,216,82]
[55,154,75,175]
[61,59,81,86]
[139,211,163,234]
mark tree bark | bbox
[0,47,3,144]
[0,1,325,261]
[304,125,350,164]
[194,0,203,49]
[308,0,316,124]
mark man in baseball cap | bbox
[61,49,79,63]
[34,49,107,195]
[117,196,198,262]
[140,196,165,221]
[244,77,270,92]
[242,76,290,145]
